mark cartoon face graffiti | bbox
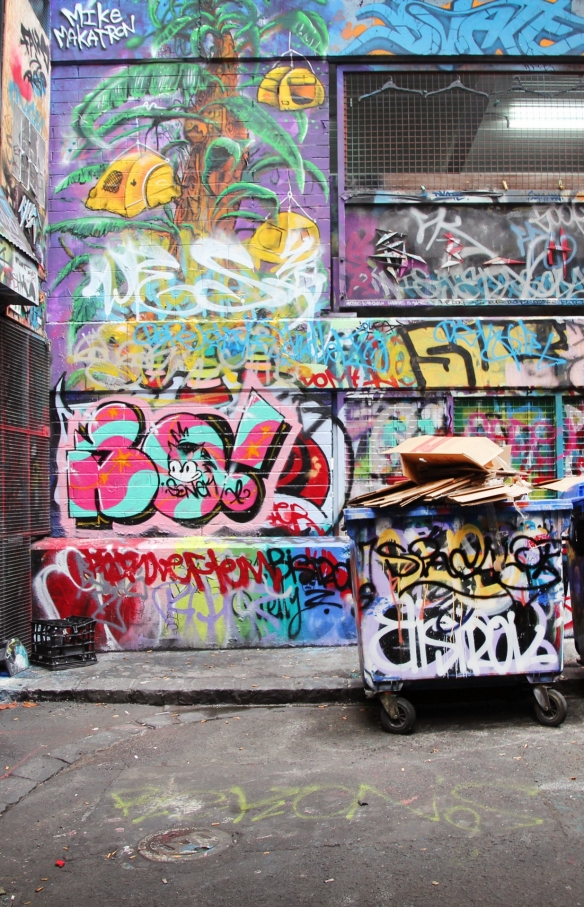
[167,426,220,499]
[145,398,291,526]
[64,391,316,532]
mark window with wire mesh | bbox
[344,71,584,192]
[342,394,449,498]
[563,398,584,476]
[453,398,556,483]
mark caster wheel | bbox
[534,689,568,727]
[379,697,416,735]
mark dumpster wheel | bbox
[533,688,568,727]
[379,696,416,735]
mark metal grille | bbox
[344,72,584,191]
[453,397,556,480]
[342,394,449,498]
[0,538,32,648]
[0,318,50,539]
[0,319,49,648]
[563,398,584,476]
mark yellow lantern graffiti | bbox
[248,211,320,270]
[86,150,180,218]
[257,65,325,110]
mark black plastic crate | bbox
[30,616,97,671]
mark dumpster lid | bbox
[345,499,571,521]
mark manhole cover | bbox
[137,827,232,862]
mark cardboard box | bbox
[386,435,512,484]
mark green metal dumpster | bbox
[345,500,570,734]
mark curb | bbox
[5,683,367,706]
[2,675,582,706]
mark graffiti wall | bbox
[49,56,329,326]
[49,0,584,61]
[340,394,450,499]
[46,0,584,649]
[50,0,330,61]
[342,204,584,305]
[346,503,565,682]
[329,0,584,57]
[32,537,354,649]
[1,0,50,265]
[48,316,584,393]
[52,385,338,538]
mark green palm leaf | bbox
[148,0,162,27]
[73,63,209,147]
[202,137,243,193]
[212,182,280,226]
[216,210,269,223]
[203,96,305,191]
[54,165,108,194]
[261,11,328,54]
[152,16,195,52]
[48,217,174,239]
[93,103,202,140]
[293,111,309,144]
[52,254,91,289]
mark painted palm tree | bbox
[50,0,329,298]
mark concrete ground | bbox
[1,679,584,906]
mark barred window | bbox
[344,71,584,192]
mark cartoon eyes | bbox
[168,459,203,483]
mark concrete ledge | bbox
[1,644,581,706]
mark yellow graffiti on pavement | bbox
[110,779,544,836]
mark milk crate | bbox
[30,616,97,671]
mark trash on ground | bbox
[0,638,29,676]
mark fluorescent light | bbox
[508,103,584,130]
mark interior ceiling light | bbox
[508,104,584,130]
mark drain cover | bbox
[137,827,232,862]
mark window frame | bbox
[336,62,584,312]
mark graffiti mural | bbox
[32,537,355,649]
[49,55,329,325]
[454,398,556,480]
[340,394,449,499]
[564,399,584,476]
[1,0,50,263]
[49,0,584,61]
[342,204,584,305]
[54,385,339,537]
[51,0,330,61]
[48,0,330,328]
[48,316,584,393]
[329,0,584,56]
[347,504,564,682]
[45,0,584,653]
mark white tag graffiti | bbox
[53,3,136,51]
[82,235,326,322]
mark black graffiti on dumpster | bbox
[373,527,562,609]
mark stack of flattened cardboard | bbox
[347,435,532,508]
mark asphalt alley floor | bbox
[2,692,584,907]
[1,641,582,706]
